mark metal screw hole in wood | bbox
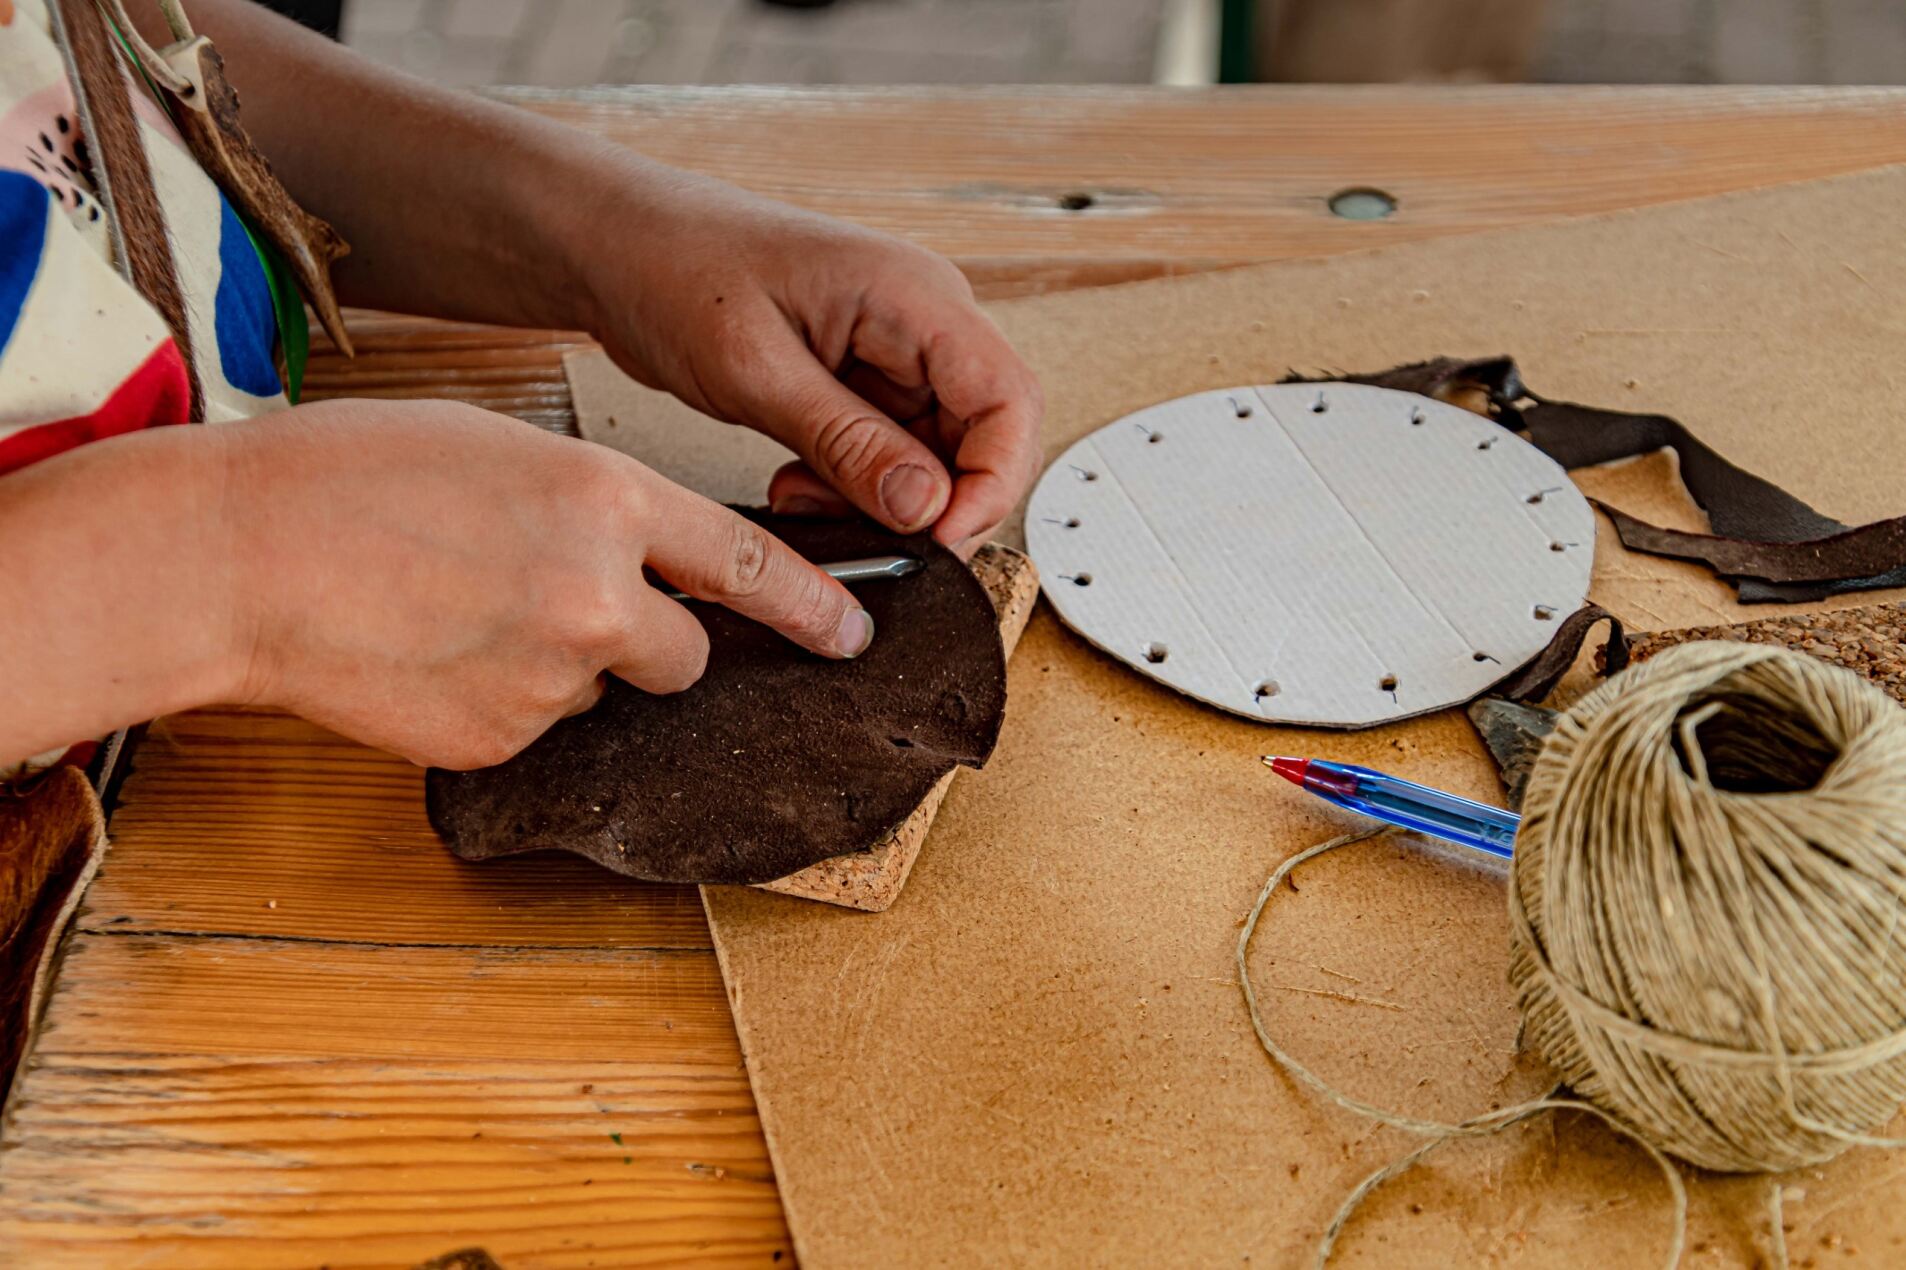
[1328,187,1399,220]
[13,83,1906,1268]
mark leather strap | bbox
[49,0,204,419]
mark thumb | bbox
[733,335,952,534]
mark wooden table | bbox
[3,86,1904,1268]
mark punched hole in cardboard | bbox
[1074,466,1099,482]
[1409,406,1425,425]
[1069,572,1093,587]
[1534,605,1556,621]
[1144,643,1168,665]
[1230,397,1253,419]
[1253,680,1280,701]
[1311,392,1328,414]
[1379,674,1399,698]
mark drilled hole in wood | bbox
[1379,674,1399,692]
[1144,643,1169,665]
[1328,187,1397,220]
[1254,680,1280,700]
[1057,192,1095,211]
[1534,605,1556,621]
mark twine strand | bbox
[1240,644,1906,1265]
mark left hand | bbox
[579,172,1044,554]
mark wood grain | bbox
[306,86,1906,438]
[6,85,1905,1265]
[0,933,786,1268]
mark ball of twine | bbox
[1510,640,1906,1173]
[1240,641,1906,1267]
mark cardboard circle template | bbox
[1025,382,1595,728]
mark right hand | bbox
[212,399,874,770]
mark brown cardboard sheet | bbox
[702,168,1906,1267]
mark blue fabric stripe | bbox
[213,193,282,397]
[0,172,51,361]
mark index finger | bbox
[916,307,1044,548]
[640,480,875,661]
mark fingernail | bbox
[836,607,875,659]
[773,495,827,517]
[880,464,942,531]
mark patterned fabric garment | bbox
[2,0,290,775]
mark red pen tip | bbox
[1264,756,1310,787]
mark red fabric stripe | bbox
[0,340,191,475]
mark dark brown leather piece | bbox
[0,766,108,1109]
[1285,356,1906,603]
[1490,602,1627,704]
[425,515,1009,886]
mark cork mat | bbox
[701,167,1906,1267]
[1626,603,1906,707]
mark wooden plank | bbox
[82,708,710,949]
[505,85,1906,275]
[0,933,787,1268]
[306,87,1906,438]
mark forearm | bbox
[0,428,244,767]
[135,0,677,333]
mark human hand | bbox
[213,400,875,769]
[578,171,1044,554]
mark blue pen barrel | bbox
[1312,762,1519,860]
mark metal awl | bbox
[664,555,922,601]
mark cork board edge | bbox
[725,543,1040,912]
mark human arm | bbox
[0,400,873,771]
[132,0,1043,548]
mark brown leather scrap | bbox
[0,766,109,1111]
[1491,602,1627,704]
[1285,356,1906,603]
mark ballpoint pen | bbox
[664,554,922,601]
[1263,756,1519,860]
